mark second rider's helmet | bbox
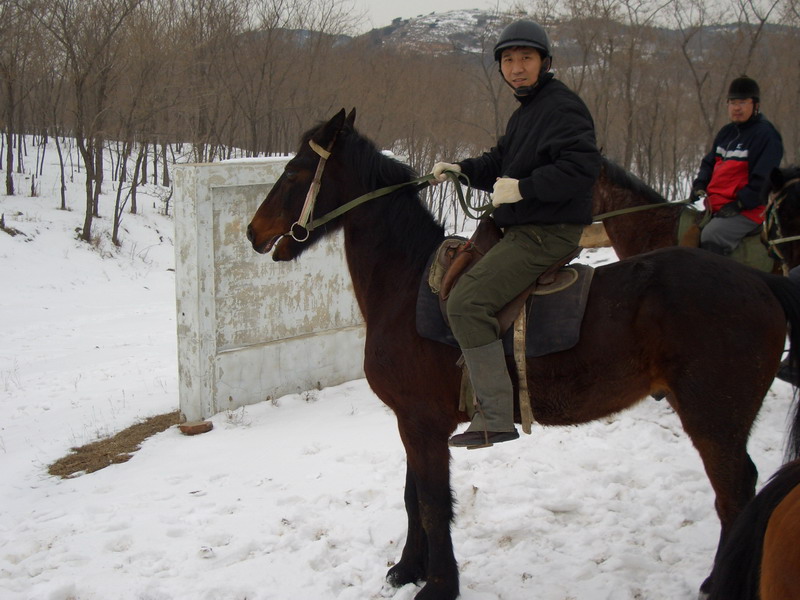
[727,76,760,103]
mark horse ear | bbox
[315,109,348,148]
[770,167,785,191]
[346,108,356,127]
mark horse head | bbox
[247,108,356,261]
[765,166,800,271]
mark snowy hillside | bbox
[0,139,796,599]
[366,9,505,54]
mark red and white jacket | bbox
[693,114,783,224]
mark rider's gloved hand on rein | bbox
[431,162,461,184]
[716,201,743,218]
[690,188,707,202]
[492,177,522,207]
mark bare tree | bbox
[0,1,34,195]
[22,0,144,242]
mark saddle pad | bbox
[416,253,595,358]
[681,205,773,272]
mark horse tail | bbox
[757,273,800,462]
[707,460,800,600]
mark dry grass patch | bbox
[48,411,181,478]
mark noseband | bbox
[289,139,332,242]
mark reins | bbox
[288,139,698,241]
[287,140,491,241]
[592,199,693,222]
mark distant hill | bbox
[359,9,507,54]
[353,9,797,63]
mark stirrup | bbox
[448,429,520,449]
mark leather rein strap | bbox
[287,143,489,241]
[287,143,706,242]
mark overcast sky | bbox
[356,0,489,30]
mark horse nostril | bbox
[246,223,254,243]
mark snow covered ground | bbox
[0,140,795,599]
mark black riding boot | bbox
[449,340,519,449]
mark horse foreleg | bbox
[387,462,428,587]
[389,425,459,600]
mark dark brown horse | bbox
[247,109,800,600]
[593,158,776,271]
[591,159,683,258]
[764,165,800,272]
[708,459,800,600]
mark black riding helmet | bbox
[493,20,553,96]
[727,75,760,118]
[727,76,760,103]
[493,20,551,61]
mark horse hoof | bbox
[386,563,424,588]
[413,581,459,600]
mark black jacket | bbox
[458,75,600,228]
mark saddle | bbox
[418,218,594,435]
[677,204,775,272]
[429,217,582,337]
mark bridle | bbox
[289,139,333,242]
[764,177,800,271]
[283,139,488,243]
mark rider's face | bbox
[500,47,543,91]
[727,98,755,123]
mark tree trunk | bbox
[161,140,169,187]
[4,76,14,196]
[130,146,145,215]
[112,141,131,246]
[55,134,67,210]
[93,137,104,217]
[4,128,12,196]
[77,136,95,242]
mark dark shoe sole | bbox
[449,430,519,449]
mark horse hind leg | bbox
[699,449,758,597]
[673,401,759,596]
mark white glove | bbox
[431,162,461,183]
[491,177,522,207]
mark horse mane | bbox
[333,122,445,265]
[761,165,800,204]
[600,156,668,205]
[299,119,419,191]
[782,165,800,181]
[708,459,800,600]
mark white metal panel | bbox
[174,159,365,421]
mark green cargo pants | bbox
[446,222,584,350]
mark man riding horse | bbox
[692,76,784,256]
[431,20,601,449]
